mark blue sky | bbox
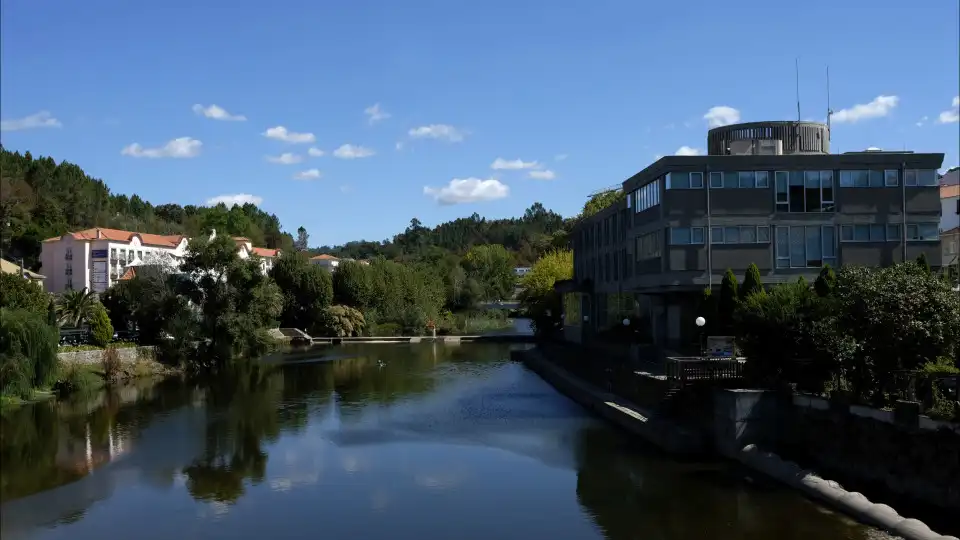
[1,0,958,247]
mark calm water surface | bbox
[1,343,891,540]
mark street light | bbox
[695,316,707,360]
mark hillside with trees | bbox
[0,146,589,270]
[0,146,294,271]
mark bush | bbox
[317,305,366,337]
[0,308,60,399]
[0,272,50,313]
[53,364,102,397]
[89,303,114,347]
[101,345,123,383]
[373,322,403,336]
[718,269,739,331]
[740,263,764,300]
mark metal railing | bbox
[665,357,746,388]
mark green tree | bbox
[269,251,333,333]
[317,305,366,337]
[55,289,98,327]
[581,190,624,219]
[916,252,931,275]
[718,269,739,330]
[740,263,764,300]
[0,272,49,313]
[518,250,573,336]
[101,281,137,331]
[0,308,59,398]
[332,260,374,309]
[814,264,837,298]
[88,303,114,347]
[176,235,283,369]
[462,244,515,301]
[832,263,960,404]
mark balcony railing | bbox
[65,253,73,260]
[665,357,746,388]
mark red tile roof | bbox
[251,247,279,257]
[310,254,339,261]
[941,184,959,199]
[43,228,186,248]
[118,267,137,281]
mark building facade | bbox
[565,121,945,347]
[41,227,280,294]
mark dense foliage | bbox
[0,273,49,313]
[518,250,574,336]
[0,146,294,271]
[721,262,960,419]
[0,308,59,399]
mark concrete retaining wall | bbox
[515,348,704,455]
[58,346,156,365]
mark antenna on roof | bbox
[795,58,801,122]
[826,66,833,137]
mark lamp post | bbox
[695,316,706,360]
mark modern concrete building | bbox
[41,227,279,293]
[562,120,944,347]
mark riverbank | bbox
[1,346,180,410]
[517,346,959,540]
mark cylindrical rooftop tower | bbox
[707,121,830,156]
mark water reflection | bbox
[1,343,889,540]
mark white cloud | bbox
[423,177,509,205]
[528,169,556,180]
[916,116,929,127]
[831,95,899,124]
[206,193,263,207]
[395,141,404,151]
[0,111,62,131]
[865,146,882,151]
[192,104,246,121]
[937,96,959,124]
[408,124,465,142]
[308,147,325,157]
[554,153,568,161]
[675,146,702,156]
[703,106,740,128]
[121,137,202,159]
[263,126,316,144]
[266,152,302,165]
[491,158,540,170]
[293,169,322,180]
[333,144,375,159]
[364,103,390,124]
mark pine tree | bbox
[718,269,740,331]
[814,264,837,298]
[740,263,764,299]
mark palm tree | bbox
[56,289,98,327]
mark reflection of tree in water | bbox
[0,402,76,502]
[573,427,875,540]
[183,361,285,504]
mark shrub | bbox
[373,322,403,336]
[318,305,366,337]
[740,263,764,300]
[88,303,114,348]
[0,308,60,398]
[101,345,123,383]
[53,364,102,397]
[916,252,931,275]
[814,264,837,298]
[718,269,739,331]
[0,272,50,313]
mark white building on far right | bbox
[941,168,959,272]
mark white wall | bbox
[941,195,959,233]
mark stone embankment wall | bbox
[779,395,960,512]
[713,389,960,534]
[58,346,156,365]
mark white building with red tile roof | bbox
[309,253,341,272]
[41,227,280,293]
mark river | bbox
[1,342,892,540]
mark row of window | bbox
[775,226,837,269]
[629,178,661,213]
[839,169,939,188]
[839,223,939,243]
[663,169,939,190]
[668,223,939,247]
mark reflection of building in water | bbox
[55,422,132,475]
